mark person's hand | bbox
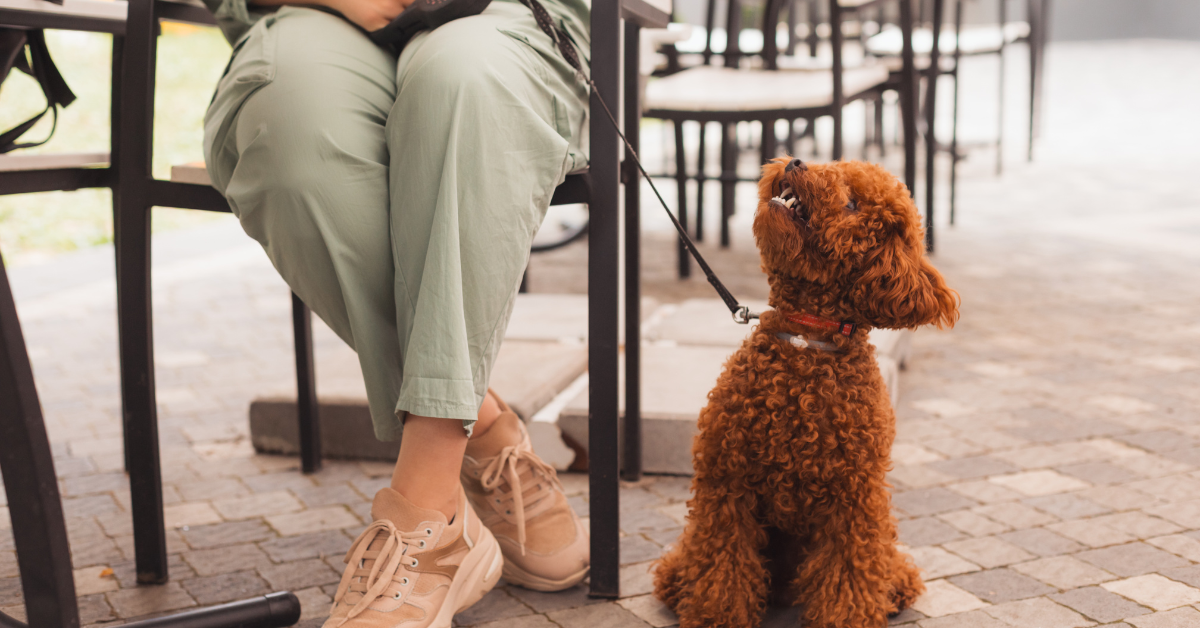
[325,0,413,31]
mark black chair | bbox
[0,0,666,601]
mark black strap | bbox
[0,29,77,154]
[519,0,758,324]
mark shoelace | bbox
[478,445,562,555]
[331,520,426,625]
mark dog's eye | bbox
[845,198,859,214]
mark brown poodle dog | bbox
[653,157,958,628]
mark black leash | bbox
[517,0,758,325]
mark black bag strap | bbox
[0,28,77,154]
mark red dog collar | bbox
[784,312,857,337]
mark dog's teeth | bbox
[782,187,793,197]
[785,198,796,207]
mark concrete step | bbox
[248,294,649,464]
[558,299,912,475]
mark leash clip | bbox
[732,306,758,325]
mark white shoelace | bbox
[478,445,562,555]
[331,520,427,625]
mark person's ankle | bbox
[390,483,459,521]
[471,391,503,440]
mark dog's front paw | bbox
[887,557,925,615]
[652,550,687,612]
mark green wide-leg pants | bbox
[203,0,589,440]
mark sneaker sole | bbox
[430,524,503,627]
[501,560,590,592]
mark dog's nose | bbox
[785,158,807,174]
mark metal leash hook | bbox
[733,306,759,325]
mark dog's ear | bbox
[848,242,959,330]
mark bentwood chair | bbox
[0,0,666,601]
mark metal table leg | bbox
[588,0,621,600]
[622,20,643,483]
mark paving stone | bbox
[1012,556,1116,589]
[1159,564,1200,588]
[889,607,925,625]
[620,536,664,565]
[944,537,1037,569]
[506,582,604,613]
[923,437,988,459]
[891,465,958,489]
[916,609,1009,628]
[1082,487,1162,513]
[949,569,1055,603]
[291,484,364,508]
[900,517,967,547]
[619,561,657,598]
[938,510,1012,538]
[164,502,224,529]
[72,565,120,596]
[620,508,681,534]
[182,520,275,549]
[1058,462,1145,487]
[180,570,270,606]
[982,597,1092,628]
[1000,528,1085,557]
[910,580,987,618]
[548,599,654,627]
[182,543,273,577]
[106,582,197,618]
[259,530,352,563]
[642,527,682,548]
[470,614,558,628]
[1126,607,1200,628]
[266,506,361,536]
[62,494,121,518]
[927,457,1021,480]
[452,589,534,626]
[78,593,115,624]
[1114,456,1193,480]
[1128,475,1200,503]
[1145,501,1200,529]
[1076,543,1191,577]
[947,481,1023,505]
[62,472,127,497]
[1051,586,1151,623]
[1048,520,1137,549]
[1091,513,1183,539]
[1101,575,1200,611]
[109,555,195,589]
[908,547,981,580]
[1116,431,1199,455]
[616,594,677,628]
[176,478,251,502]
[293,586,333,622]
[243,473,317,493]
[974,503,1059,529]
[213,491,303,521]
[990,471,1091,497]
[258,559,340,591]
[1023,494,1113,520]
[894,488,980,517]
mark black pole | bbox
[923,0,944,252]
[622,20,642,483]
[587,0,621,600]
[114,0,168,584]
[900,0,917,195]
[0,254,80,628]
[292,294,321,473]
[829,0,844,160]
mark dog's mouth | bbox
[769,182,811,226]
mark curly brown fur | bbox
[653,158,958,628]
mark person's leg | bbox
[384,0,591,591]
[205,10,507,626]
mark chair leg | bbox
[674,119,691,278]
[720,122,735,248]
[0,252,80,628]
[950,69,961,226]
[292,293,321,474]
[696,121,707,242]
[875,94,886,158]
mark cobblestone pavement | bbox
[3,40,1200,628]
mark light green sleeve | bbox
[201,0,277,45]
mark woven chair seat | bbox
[645,64,890,113]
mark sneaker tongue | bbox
[466,410,523,458]
[371,488,447,532]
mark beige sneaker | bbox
[460,392,589,591]
[323,487,502,628]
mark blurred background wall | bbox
[671,0,1200,41]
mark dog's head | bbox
[753,157,958,330]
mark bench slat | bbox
[0,152,109,172]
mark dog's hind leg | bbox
[653,484,770,628]
[787,483,900,628]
